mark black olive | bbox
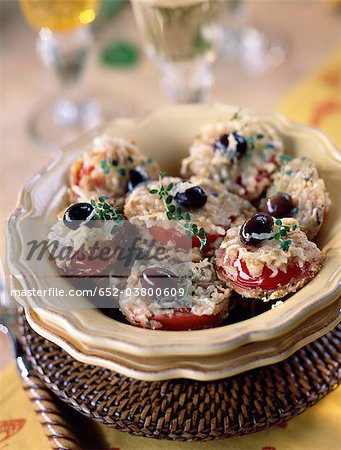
[213,132,247,159]
[127,167,148,192]
[264,192,294,218]
[63,203,95,230]
[140,268,178,293]
[213,133,229,152]
[175,186,207,209]
[239,213,274,246]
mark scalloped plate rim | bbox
[7,104,341,361]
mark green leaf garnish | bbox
[166,195,173,205]
[91,198,125,231]
[101,159,110,174]
[108,158,118,167]
[280,239,291,251]
[149,173,208,250]
[102,157,128,178]
[279,154,293,165]
[272,219,298,252]
[246,135,255,150]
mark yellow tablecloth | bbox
[278,46,341,147]
[1,361,340,450]
[1,48,340,450]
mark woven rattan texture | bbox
[20,316,341,442]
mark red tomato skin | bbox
[150,226,220,250]
[226,257,304,292]
[192,232,220,248]
[76,164,94,186]
[69,239,117,276]
[153,310,224,331]
[149,226,190,249]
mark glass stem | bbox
[36,26,93,126]
[160,59,215,104]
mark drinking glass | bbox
[131,0,223,103]
[20,0,101,149]
[218,0,287,75]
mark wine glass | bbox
[218,0,287,75]
[20,0,101,149]
[131,0,224,104]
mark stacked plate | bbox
[7,105,341,381]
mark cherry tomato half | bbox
[228,258,303,291]
[69,240,116,276]
[150,226,220,250]
[149,226,190,249]
[76,163,94,186]
[153,309,224,331]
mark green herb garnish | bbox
[273,219,298,252]
[101,159,110,174]
[108,158,118,167]
[90,197,125,228]
[101,155,134,177]
[141,156,154,166]
[279,154,293,165]
[276,154,294,173]
[246,135,255,150]
[149,173,207,250]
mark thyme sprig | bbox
[244,133,265,160]
[279,154,293,165]
[101,155,154,177]
[90,197,124,233]
[149,173,207,250]
[101,158,126,176]
[273,218,298,252]
[275,154,294,173]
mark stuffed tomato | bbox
[215,213,324,300]
[124,175,255,250]
[263,156,331,239]
[118,257,230,330]
[180,112,283,201]
[48,201,126,277]
[69,134,160,206]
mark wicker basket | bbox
[20,314,340,442]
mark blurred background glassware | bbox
[218,0,287,75]
[20,0,101,149]
[131,0,223,103]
